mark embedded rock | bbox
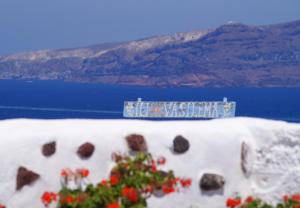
[77,142,95,159]
[125,134,148,152]
[16,167,40,191]
[173,135,190,153]
[200,173,225,191]
[42,141,56,157]
[241,142,252,176]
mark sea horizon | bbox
[0,79,299,122]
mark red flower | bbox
[292,194,300,202]
[100,179,107,186]
[0,204,5,208]
[235,198,241,206]
[143,185,153,193]
[61,170,67,177]
[226,197,240,208]
[162,185,175,194]
[60,194,75,204]
[110,175,119,186]
[61,169,72,177]
[106,202,120,208]
[65,195,74,204]
[122,186,139,203]
[283,195,289,203]
[79,168,89,177]
[150,160,157,173]
[245,196,253,203]
[180,178,192,188]
[226,198,235,208]
[157,156,166,165]
[41,192,57,207]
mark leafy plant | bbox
[41,152,192,208]
[226,195,300,208]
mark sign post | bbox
[123,98,236,118]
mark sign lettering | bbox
[123,98,236,118]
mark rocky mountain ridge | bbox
[0,20,299,87]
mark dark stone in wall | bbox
[16,167,40,191]
[125,134,148,152]
[199,173,225,191]
[173,135,190,154]
[77,142,95,159]
[42,141,56,157]
[241,142,252,177]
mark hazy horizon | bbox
[1,0,300,55]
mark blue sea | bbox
[0,80,299,122]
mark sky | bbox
[0,0,300,55]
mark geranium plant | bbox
[226,194,300,208]
[41,152,192,208]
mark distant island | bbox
[0,20,300,87]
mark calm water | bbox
[0,80,299,122]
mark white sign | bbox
[123,98,236,118]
